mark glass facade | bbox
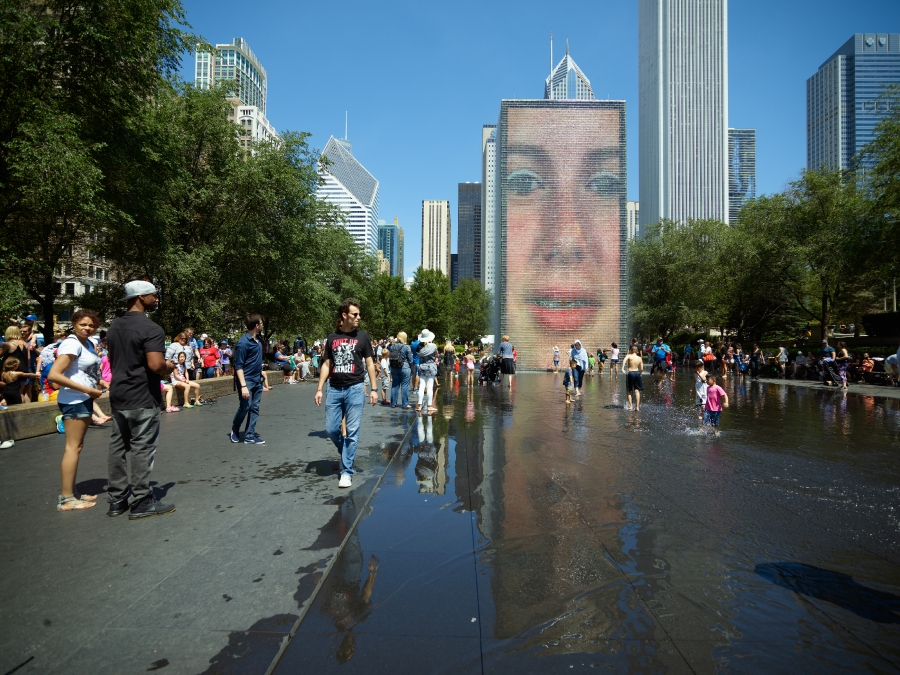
[728,129,756,223]
[450,254,459,291]
[807,34,900,171]
[457,183,482,284]
[318,137,380,254]
[544,47,594,100]
[497,100,627,370]
[378,220,399,276]
[195,38,267,114]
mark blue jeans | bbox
[232,379,262,436]
[575,365,585,389]
[203,366,216,379]
[325,382,365,476]
[390,366,410,407]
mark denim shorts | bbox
[703,410,721,427]
[58,400,93,420]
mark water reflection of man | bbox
[327,553,380,664]
[504,105,623,367]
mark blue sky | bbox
[179,0,900,279]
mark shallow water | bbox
[276,372,900,674]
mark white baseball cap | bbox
[122,280,158,301]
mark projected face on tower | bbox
[502,104,624,363]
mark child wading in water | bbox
[704,374,729,435]
[563,359,576,404]
[694,361,708,421]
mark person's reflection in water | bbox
[415,415,437,493]
[327,553,380,664]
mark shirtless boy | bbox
[622,345,644,411]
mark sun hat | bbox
[122,280,158,301]
[418,329,435,344]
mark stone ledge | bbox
[0,371,286,442]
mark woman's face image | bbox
[504,105,623,365]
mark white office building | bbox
[481,124,500,339]
[627,201,640,240]
[638,0,729,227]
[421,200,451,275]
[318,137,380,254]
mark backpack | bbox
[389,344,404,369]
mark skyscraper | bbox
[807,34,900,171]
[396,219,404,279]
[318,136,380,254]
[728,129,757,223]
[638,0,729,227]
[378,219,399,276]
[194,38,277,149]
[457,183,482,283]
[545,40,594,100]
[450,254,459,291]
[627,201,640,240]
[421,200,451,275]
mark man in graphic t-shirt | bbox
[315,299,378,489]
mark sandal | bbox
[74,494,98,502]
[57,495,96,511]
[182,403,194,408]
[427,407,438,415]
[415,405,422,412]
[166,406,180,413]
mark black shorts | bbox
[626,372,643,392]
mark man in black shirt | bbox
[106,280,176,519]
[314,299,378,489]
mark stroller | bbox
[480,355,501,384]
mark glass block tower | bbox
[318,137,380,254]
[378,219,399,276]
[638,0,729,226]
[807,34,900,171]
[457,182,482,284]
[728,129,756,223]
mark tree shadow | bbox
[756,562,900,623]
[305,460,340,476]
[308,430,330,438]
[150,481,176,499]
[76,478,108,496]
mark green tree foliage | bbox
[362,273,410,341]
[406,268,452,341]
[451,278,491,344]
[0,0,194,337]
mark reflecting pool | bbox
[276,373,900,674]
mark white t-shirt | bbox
[610,347,619,360]
[57,336,101,404]
[778,347,788,362]
[380,356,390,376]
[694,370,708,405]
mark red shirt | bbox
[199,346,220,368]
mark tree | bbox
[451,278,490,344]
[0,0,194,338]
[406,268,452,341]
[362,273,409,341]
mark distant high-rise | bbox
[544,40,594,100]
[421,200,451,275]
[318,136,380,254]
[627,201,640,240]
[807,34,900,171]
[378,219,399,276]
[457,183,482,283]
[729,129,757,223]
[396,219,404,278]
[481,125,499,335]
[194,38,277,149]
[638,0,729,227]
[450,254,459,291]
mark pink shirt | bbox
[706,385,726,411]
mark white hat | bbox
[418,329,435,344]
[201,333,208,339]
[122,280,158,301]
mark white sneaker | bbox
[339,474,352,488]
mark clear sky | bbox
[179,0,900,279]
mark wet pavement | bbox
[0,382,414,675]
[273,372,900,674]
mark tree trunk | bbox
[821,289,830,339]
[38,274,55,340]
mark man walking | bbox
[230,313,265,444]
[622,345,644,412]
[314,299,378,489]
[106,281,176,519]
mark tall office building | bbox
[318,136,380,254]
[728,129,756,223]
[807,34,900,171]
[450,254,459,291]
[481,125,499,336]
[638,0,729,227]
[545,40,594,100]
[421,200,451,275]
[194,38,277,149]
[396,219,404,278]
[377,219,399,276]
[457,183,482,283]
[627,201,640,240]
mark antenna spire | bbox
[566,38,569,56]
[344,111,348,140]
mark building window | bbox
[88,265,94,278]
[84,285,91,294]
[65,283,75,296]
[65,264,71,276]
